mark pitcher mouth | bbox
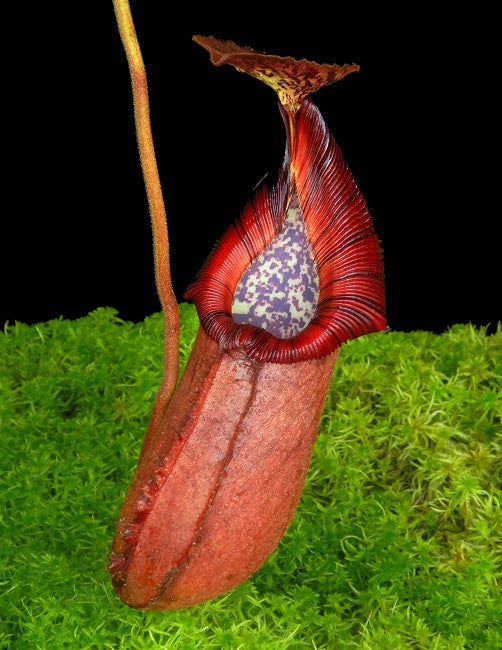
[185,98,385,363]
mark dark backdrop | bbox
[2,3,499,334]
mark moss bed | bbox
[1,304,501,648]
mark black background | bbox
[2,3,499,333]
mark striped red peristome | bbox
[185,98,385,363]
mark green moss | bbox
[1,305,500,649]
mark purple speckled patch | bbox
[232,196,319,338]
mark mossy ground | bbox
[1,304,501,649]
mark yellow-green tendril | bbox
[112,0,179,439]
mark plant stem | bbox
[112,0,179,436]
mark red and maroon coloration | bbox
[186,99,385,362]
[109,328,338,609]
[109,36,385,610]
